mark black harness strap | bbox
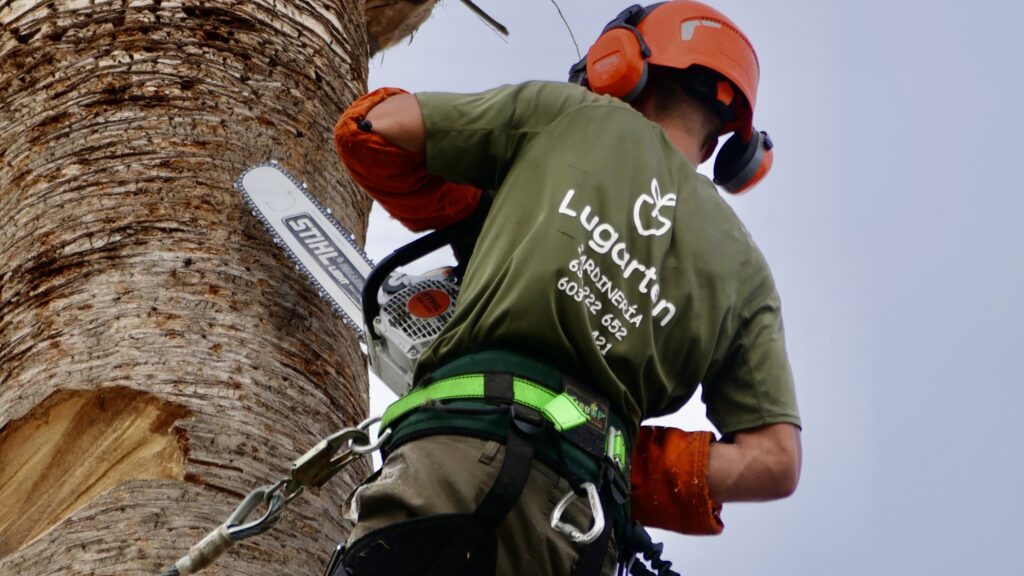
[571,462,622,576]
[423,377,539,576]
[573,495,615,576]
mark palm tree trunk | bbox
[0,1,410,573]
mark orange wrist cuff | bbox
[630,426,724,535]
[334,87,481,232]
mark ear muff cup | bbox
[585,27,650,102]
[713,130,774,194]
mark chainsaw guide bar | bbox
[236,162,374,335]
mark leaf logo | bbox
[633,178,676,237]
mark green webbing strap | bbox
[540,392,591,432]
[381,374,590,433]
[382,375,484,427]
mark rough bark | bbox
[0,0,435,573]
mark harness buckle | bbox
[605,425,626,471]
[550,482,605,544]
[510,404,546,435]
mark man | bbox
[331,2,801,574]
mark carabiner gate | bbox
[550,481,605,544]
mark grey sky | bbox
[357,1,1024,574]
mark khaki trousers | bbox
[344,435,617,576]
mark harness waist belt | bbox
[381,372,630,476]
[382,374,588,432]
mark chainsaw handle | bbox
[363,192,492,340]
[362,225,464,340]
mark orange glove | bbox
[630,426,724,535]
[334,87,481,232]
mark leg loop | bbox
[423,402,540,576]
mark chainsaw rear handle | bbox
[362,192,491,340]
[362,226,464,340]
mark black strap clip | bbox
[510,404,546,436]
[606,462,630,506]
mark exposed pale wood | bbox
[366,0,438,54]
[0,0,377,573]
[0,387,191,556]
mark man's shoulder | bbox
[503,80,635,117]
[419,81,641,135]
[677,174,774,292]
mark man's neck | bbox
[657,122,705,167]
[633,97,708,167]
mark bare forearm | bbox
[708,423,802,503]
[335,88,481,231]
[363,93,425,155]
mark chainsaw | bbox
[236,162,482,396]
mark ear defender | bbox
[568,4,653,102]
[585,27,651,101]
[713,129,773,194]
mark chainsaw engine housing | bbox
[367,271,459,395]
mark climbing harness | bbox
[359,355,633,576]
[159,417,389,576]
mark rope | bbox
[160,419,382,574]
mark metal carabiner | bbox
[165,483,289,575]
[164,414,395,576]
[350,415,393,454]
[225,483,288,537]
[290,427,371,489]
[550,482,605,544]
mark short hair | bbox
[642,65,741,149]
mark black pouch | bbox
[337,514,496,576]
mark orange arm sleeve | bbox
[334,87,481,232]
[630,426,724,535]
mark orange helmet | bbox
[568,1,772,194]
[570,1,759,134]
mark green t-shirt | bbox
[413,82,799,437]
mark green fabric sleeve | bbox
[416,82,585,191]
[701,252,801,436]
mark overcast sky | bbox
[356,1,1024,574]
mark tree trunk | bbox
[0,1,427,573]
